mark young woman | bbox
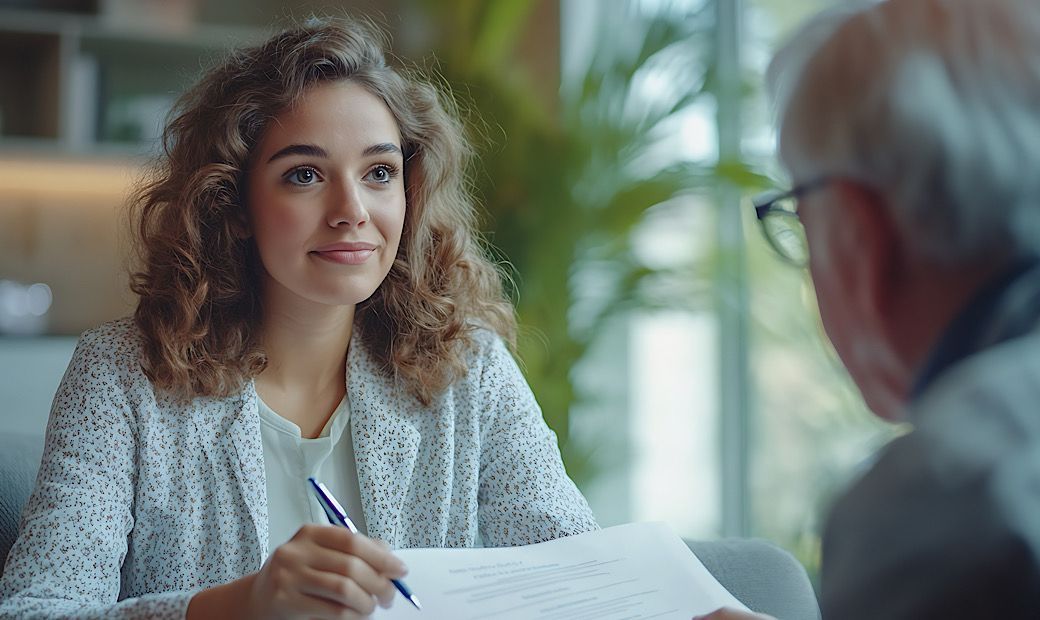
[0,17,598,619]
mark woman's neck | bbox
[255,296,356,437]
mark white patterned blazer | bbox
[0,318,598,619]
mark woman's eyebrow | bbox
[266,143,329,163]
[265,142,401,163]
[362,142,402,157]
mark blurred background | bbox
[0,0,895,586]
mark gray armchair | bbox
[688,538,820,619]
[0,432,43,576]
[0,432,819,618]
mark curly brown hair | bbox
[128,16,516,404]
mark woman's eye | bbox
[286,167,319,186]
[366,165,398,184]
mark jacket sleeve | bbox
[474,334,599,546]
[0,328,195,619]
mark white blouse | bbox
[257,393,368,556]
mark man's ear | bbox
[833,180,901,330]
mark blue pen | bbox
[307,477,422,611]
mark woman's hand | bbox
[188,524,408,620]
[693,608,776,620]
[248,524,407,619]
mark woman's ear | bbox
[231,208,253,240]
[231,170,255,240]
[232,182,253,240]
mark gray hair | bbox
[769,0,1040,264]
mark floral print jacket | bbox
[0,318,597,619]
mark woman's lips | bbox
[312,249,375,265]
[311,241,377,265]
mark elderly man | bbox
[700,0,1040,618]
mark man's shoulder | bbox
[915,331,1040,438]
[832,367,1040,539]
[823,444,1040,618]
[900,333,1040,495]
[821,350,1040,619]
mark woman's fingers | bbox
[301,558,396,610]
[298,567,380,615]
[302,524,409,578]
[245,525,408,620]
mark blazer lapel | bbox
[226,385,269,566]
[191,386,268,571]
[348,336,421,547]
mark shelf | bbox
[0,7,265,49]
[0,0,97,16]
[0,31,61,139]
[0,136,156,159]
[0,6,265,154]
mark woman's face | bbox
[246,81,406,314]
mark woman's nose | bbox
[327,182,368,228]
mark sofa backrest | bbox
[0,433,44,576]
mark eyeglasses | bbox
[752,177,831,267]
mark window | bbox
[564,0,896,582]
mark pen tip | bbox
[410,595,422,610]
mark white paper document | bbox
[376,521,749,619]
